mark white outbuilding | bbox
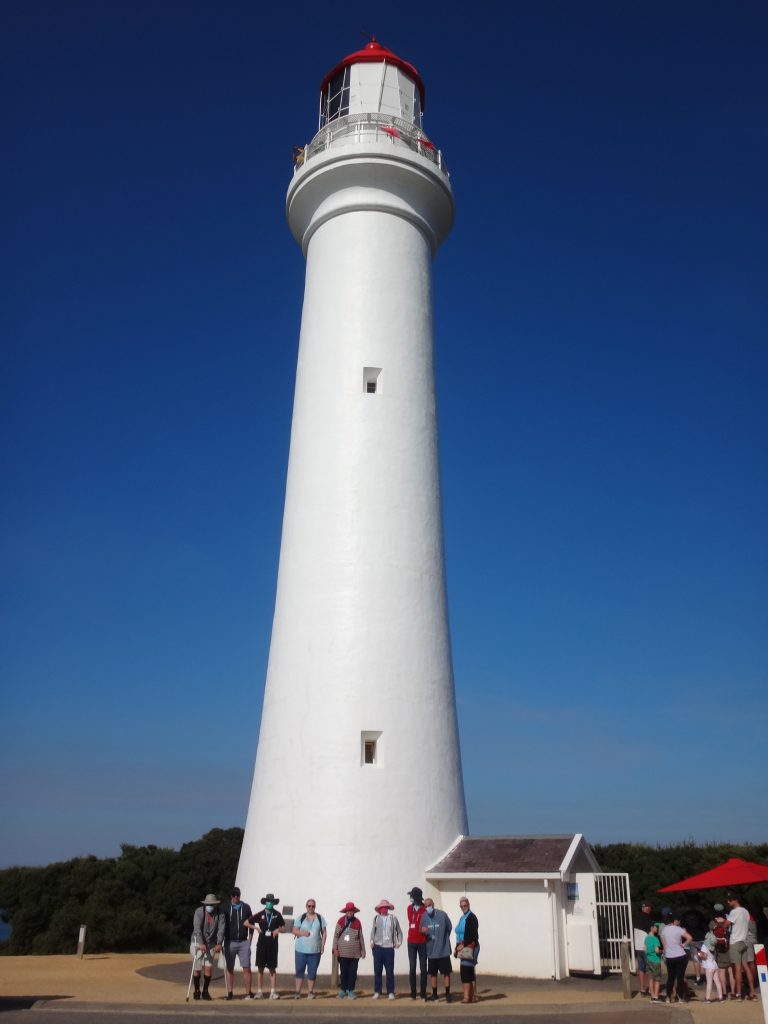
[426,834,633,979]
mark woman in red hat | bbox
[333,902,366,999]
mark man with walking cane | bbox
[188,893,224,1001]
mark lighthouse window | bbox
[361,730,382,766]
[363,367,381,394]
[322,68,350,126]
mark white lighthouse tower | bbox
[237,40,467,949]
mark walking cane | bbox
[185,942,199,1002]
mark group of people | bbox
[633,893,760,1004]
[190,884,481,1003]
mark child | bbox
[697,942,723,1002]
[644,924,663,1002]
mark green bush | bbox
[0,828,243,955]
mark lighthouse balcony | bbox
[293,113,447,176]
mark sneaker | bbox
[337,991,347,1000]
[650,997,661,1003]
[372,992,380,999]
[270,991,280,1000]
[193,991,201,1000]
[254,990,263,999]
[388,993,396,1000]
[348,991,357,1000]
[705,999,712,1003]
[294,993,301,1000]
[429,993,439,1002]
[307,992,316,999]
[226,992,234,1000]
[445,993,452,1004]
[201,991,212,1001]
[245,992,255,1000]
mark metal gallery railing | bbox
[293,113,447,175]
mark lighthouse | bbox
[237,41,467,950]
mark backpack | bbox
[713,925,729,952]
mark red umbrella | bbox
[658,857,768,892]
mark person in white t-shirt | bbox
[726,894,756,1000]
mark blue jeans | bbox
[373,946,395,994]
[408,943,427,998]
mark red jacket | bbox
[407,904,427,945]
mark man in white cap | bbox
[370,898,402,999]
[191,893,224,1000]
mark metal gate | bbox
[594,872,635,973]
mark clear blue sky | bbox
[2,0,766,868]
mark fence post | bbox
[619,940,632,999]
[76,925,87,959]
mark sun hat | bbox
[340,901,360,913]
[201,893,220,904]
[260,892,280,905]
[375,898,395,911]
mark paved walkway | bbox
[0,955,763,1024]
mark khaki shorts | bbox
[729,940,748,965]
[647,960,662,980]
[190,942,216,969]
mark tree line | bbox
[1,832,766,954]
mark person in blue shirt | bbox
[291,898,327,999]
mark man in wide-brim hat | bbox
[191,894,224,1000]
[370,899,402,1000]
[244,893,286,999]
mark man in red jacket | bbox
[406,886,428,1000]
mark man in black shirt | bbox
[633,901,656,996]
[245,892,286,999]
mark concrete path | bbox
[0,954,762,1024]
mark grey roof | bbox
[427,835,577,874]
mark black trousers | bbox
[666,954,688,999]
[338,956,359,993]
[408,943,427,998]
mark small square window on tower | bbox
[361,730,382,766]
[363,367,382,394]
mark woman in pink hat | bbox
[370,899,403,999]
[332,902,366,999]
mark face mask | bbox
[427,906,434,916]
[265,902,273,911]
[409,897,414,904]
[205,905,214,913]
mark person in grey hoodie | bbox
[370,899,403,999]
[421,898,453,1003]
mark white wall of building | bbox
[433,880,566,979]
